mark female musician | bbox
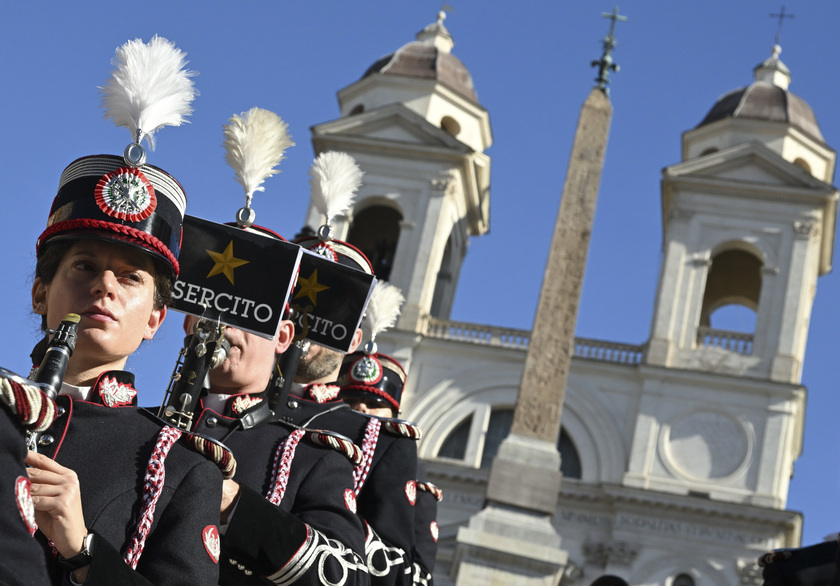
[23,153,225,585]
[22,35,227,584]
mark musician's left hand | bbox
[220,478,241,524]
[26,450,90,580]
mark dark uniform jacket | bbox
[760,539,840,586]
[35,371,223,585]
[412,482,442,586]
[281,384,420,586]
[192,392,369,585]
[1,373,55,586]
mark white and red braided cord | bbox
[123,426,182,569]
[267,429,305,505]
[354,418,381,494]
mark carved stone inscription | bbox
[557,509,771,547]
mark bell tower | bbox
[646,45,837,384]
[306,11,492,333]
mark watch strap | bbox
[58,532,95,572]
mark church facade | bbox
[302,14,837,586]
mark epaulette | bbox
[306,429,364,466]
[758,550,791,567]
[417,481,443,502]
[758,537,840,569]
[0,368,58,433]
[180,430,238,480]
[381,417,422,440]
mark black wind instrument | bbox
[267,338,309,417]
[158,317,230,431]
[28,313,80,451]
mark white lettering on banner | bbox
[173,281,273,323]
[292,310,349,343]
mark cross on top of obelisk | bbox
[592,6,627,95]
[769,5,794,46]
[603,6,627,38]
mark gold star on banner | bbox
[206,241,249,285]
[295,269,329,306]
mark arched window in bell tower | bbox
[346,205,402,281]
[697,246,762,354]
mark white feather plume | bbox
[100,35,197,150]
[308,151,363,224]
[224,108,294,204]
[363,281,405,342]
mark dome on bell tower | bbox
[361,11,478,103]
[681,45,835,184]
[334,10,492,155]
[696,45,824,142]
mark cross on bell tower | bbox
[770,5,794,45]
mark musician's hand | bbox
[26,451,90,580]
[220,478,241,524]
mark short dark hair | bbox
[35,239,173,329]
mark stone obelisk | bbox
[453,9,624,586]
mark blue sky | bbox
[2,1,839,546]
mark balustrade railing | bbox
[424,318,646,365]
[695,326,753,355]
[573,338,645,365]
[425,318,530,350]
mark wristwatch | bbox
[58,532,95,571]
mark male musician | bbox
[280,237,420,586]
[337,352,442,586]
[186,303,370,585]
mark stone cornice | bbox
[424,461,801,531]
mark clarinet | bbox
[28,313,80,451]
[268,338,308,417]
[158,318,230,431]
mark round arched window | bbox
[590,575,629,586]
[441,116,461,136]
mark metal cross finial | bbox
[770,5,794,46]
[603,6,627,39]
[591,6,627,95]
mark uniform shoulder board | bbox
[417,481,443,502]
[0,369,58,433]
[381,417,423,441]
[179,430,238,480]
[758,538,840,569]
[306,429,364,466]
[758,550,791,567]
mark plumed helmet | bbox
[37,35,197,277]
[38,155,186,276]
[337,351,406,413]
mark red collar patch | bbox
[307,384,340,403]
[230,395,262,415]
[97,376,138,407]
